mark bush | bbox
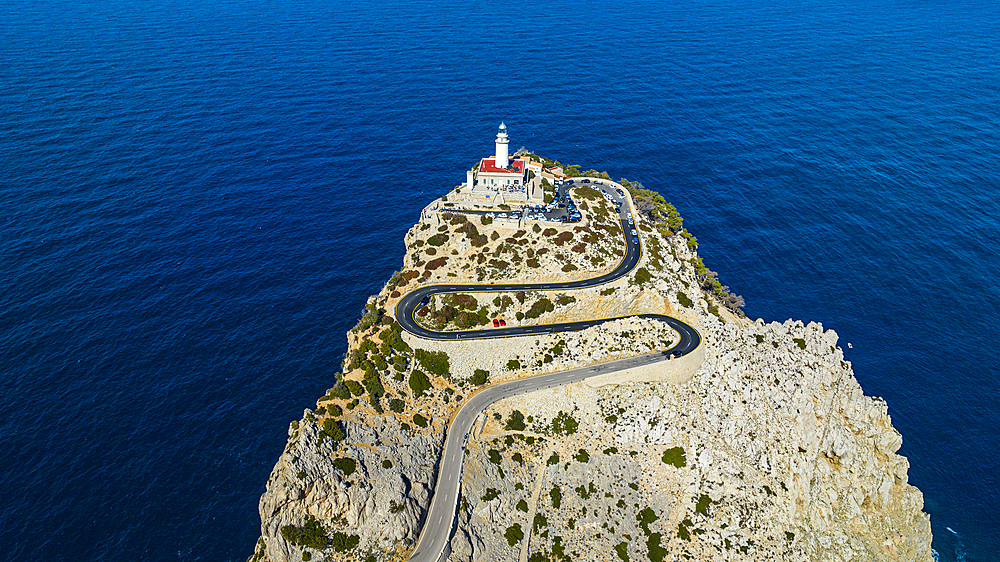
[362,370,384,397]
[504,524,524,547]
[575,449,590,463]
[412,413,428,428]
[329,531,360,553]
[547,453,559,466]
[408,370,432,398]
[414,349,450,377]
[677,291,693,308]
[551,411,579,435]
[482,488,500,501]
[614,542,629,562]
[488,449,501,465]
[505,410,526,431]
[793,337,807,350]
[516,499,528,512]
[661,446,687,468]
[388,398,405,413]
[507,359,521,370]
[333,457,356,476]
[322,419,345,442]
[550,486,562,508]
[532,513,548,534]
[324,385,351,401]
[382,459,392,469]
[424,257,447,271]
[524,298,555,320]
[343,380,364,396]
[481,215,493,225]
[280,517,328,550]
[472,369,490,385]
[633,267,651,284]
[426,233,448,246]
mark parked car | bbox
[581,178,590,183]
[493,319,500,327]
[499,319,506,327]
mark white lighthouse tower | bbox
[495,122,510,168]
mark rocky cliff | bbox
[248,178,931,562]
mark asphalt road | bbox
[396,180,702,562]
[396,183,640,340]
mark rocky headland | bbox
[247,169,931,562]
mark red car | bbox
[499,319,506,327]
[492,319,500,327]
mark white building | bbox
[464,123,533,203]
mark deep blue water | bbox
[2,0,997,560]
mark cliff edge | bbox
[248,173,931,562]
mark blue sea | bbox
[2,0,997,560]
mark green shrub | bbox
[695,494,713,516]
[505,410,526,431]
[633,267,651,285]
[637,507,659,534]
[677,291,693,308]
[648,532,667,561]
[614,542,629,562]
[322,419,345,442]
[414,349,450,377]
[328,531,360,553]
[412,413,428,428]
[302,552,312,561]
[324,385,351,400]
[426,233,448,246]
[328,405,343,417]
[482,488,500,501]
[408,370,432,398]
[661,446,686,468]
[362,370,384,397]
[551,411,579,435]
[516,499,528,512]
[550,486,562,508]
[333,457,356,476]
[532,513,548,534]
[523,298,555,319]
[507,359,521,370]
[546,452,559,466]
[504,524,524,547]
[343,380,364,396]
[472,369,490,385]
[575,449,590,463]
[280,516,329,550]
[382,459,392,469]
[388,398,405,413]
[488,449,501,465]
[481,215,493,225]
[793,337,807,350]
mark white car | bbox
[498,213,508,218]
[631,229,637,235]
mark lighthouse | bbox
[495,122,510,168]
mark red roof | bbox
[479,158,525,174]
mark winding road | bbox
[395,180,701,562]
